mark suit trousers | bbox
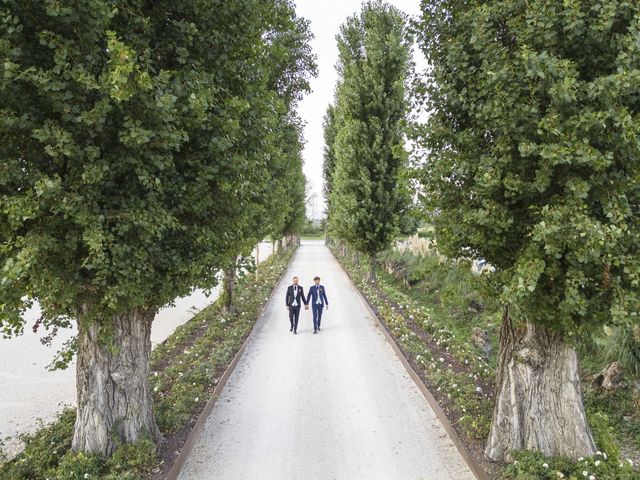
[288,305,301,332]
[312,303,324,331]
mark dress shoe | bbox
[313,330,317,334]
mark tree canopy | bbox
[416,0,640,334]
[327,0,413,275]
[415,0,640,461]
[0,0,316,455]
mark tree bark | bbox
[222,265,236,314]
[485,307,596,462]
[73,306,160,457]
[366,255,376,283]
[276,238,282,252]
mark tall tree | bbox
[328,0,413,281]
[322,104,337,218]
[218,3,316,314]
[0,0,315,456]
[416,0,640,461]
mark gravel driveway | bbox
[179,240,476,480]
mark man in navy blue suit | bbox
[306,276,328,334]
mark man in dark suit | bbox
[306,276,328,334]
[285,276,307,334]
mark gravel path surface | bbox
[0,243,272,457]
[179,240,476,480]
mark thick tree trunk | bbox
[366,255,376,283]
[73,306,160,457]
[222,265,236,314]
[485,308,596,462]
[276,238,282,252]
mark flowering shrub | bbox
[504,450,637,480]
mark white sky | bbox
[295,0,426,219]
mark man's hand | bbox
[325,305,329,310]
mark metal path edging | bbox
[333,250,490,480]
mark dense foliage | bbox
[326,0,413,274]
[0,0,314,333]
[0,0,315,455]
[414,0,640,333]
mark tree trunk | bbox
[73,306,160,457]
[222,265,236,314]
[366,255,376,283]
[276,238,282,252]
[255,243,260,282]
[485,308,596,462]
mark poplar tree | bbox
[0,0,314,456]
[328,0,412,281]
[416,0,640,461]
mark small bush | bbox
[504,450,638,480]
[103,437,158,479]
[588,411,621,462]
[605,325,640,377]
[54,451,104,480]
[0,408,75,479]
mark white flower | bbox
[84,475,90,479]
[582,471,588,477]
[594,460,600,467]
[195,397,199,402]
[439,357,445,362]
[627,459,634,467]
[578,457,584,462]
[542,463,549,468]
[153,387,158,392]
[595,451,602,456]
[589,476,595,480]
[556,473,564,478]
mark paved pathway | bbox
[179,240,476,480]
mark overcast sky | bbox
[295,0,426,219]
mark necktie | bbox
[316,285,321,305]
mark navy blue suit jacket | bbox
[306,284,328,306]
